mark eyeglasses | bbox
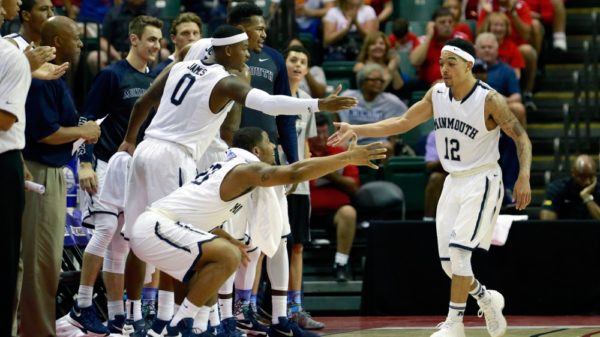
[365,78,385,83]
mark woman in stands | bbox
[353,31,404,92]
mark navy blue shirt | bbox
[82,59,154,162]
[242,46,299,163]
[151,57,173,78]
[486,62,521,97]
[542,176,600,219]
[23,77,79,167]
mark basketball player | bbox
[67,15,163,336]
[328,38,532,337]
[127,127,386,336]
[117,25,357,335]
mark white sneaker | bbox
[477,290,507,337]
[430,320,466,337]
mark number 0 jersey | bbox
[431,81,500,173]
[144,60,234,160]
[150,155,252,231]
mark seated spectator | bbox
[524,0,567,50]
[477,0,538,111]
[151,12,202,77]
[475,32,526,128]
[288,38,327,98]
[423,131,447,221]
[540,154,600,220]
[354,31,403,92]
[309,113,360,282]
[337,63,407,155]
[322,0,378,61]
[443,0,473,40]
[480,12,525,79]
[410,7,470,86]
[388,18,420,53]
[295,0,335,40]
[87,0,163,76]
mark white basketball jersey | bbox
[151,156,252,231]
[144,60,234,159]
[184,38,215,63]
[431,81,500,173]
[4,33,29,51]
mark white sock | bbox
[107,300,124,320]
[448,302,466,322]
[219,297,233,319]
[209,303,220,327]
[126,299,143,321]
[157,290,175,321]
[469,280,488,301]
[77,285,94,308]
[171,298,201,327]
[191,306,211,332]
[553,32,567,50]
[335,252,349,266]
[271,295,287,324]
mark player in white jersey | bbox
[118,25,358,334]
[128,127,387,336]
[329,38,532,337]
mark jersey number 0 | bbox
[171,74,196,105]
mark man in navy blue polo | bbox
[20,16,101,337]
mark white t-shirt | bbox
[0,39,32,154]
[323,5,376,32]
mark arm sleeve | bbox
[25,81,61,142]
[80,69,118,162]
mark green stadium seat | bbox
[322,61,356,80]
[149,0,181,18]
[384,21,394,35]
[409,20,428,37]
[401,119,434,154]
[397,50,416,78]
[326,78,353,95]
[384,156,428,215]
[394,0,442,21]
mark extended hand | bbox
[32,62,69,80]
[346,136,387,169]
[79,163,98,194]
[580,176,598,200]
[25,45,56,72]
[512,174,531,210]
[328,122,354,146]
[317,96,358,112]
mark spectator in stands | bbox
[20,16,101,337]
[540,154,600,220]
[295,0,334,40]
[87,0,162,76]
[477,0,538,111]
[475,32,526,128]
[309,113,360,282]
[524,0,567,50]
[354,31,404,92]
[388,18,420,53]
[151,12,202,77]
[481,12,525,79]
[5,0,54,47]
[443,0,473,40]
[423,131,447,221]
[410,7,470,86]
[288,38,327,98]
[322,0,378,61]
[338,63,407,155]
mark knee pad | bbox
[85,213,118,257]
[440,259,452,279]
[448,247,473,277]
[102,220,129,274]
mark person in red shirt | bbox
[443,0,474,41]
[478,0,538,110]
[309,114,360,282]
[481,12,525,78]
[410,7,470,86]
[388,18,420,53]
[524,0,567,50]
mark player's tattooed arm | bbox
[487,90,532,209]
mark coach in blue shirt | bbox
[20,16,100,337]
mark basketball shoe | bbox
[477,289,507,337]
[430,320,466,337]
[67,303,110,336]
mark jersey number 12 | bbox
[444,137,461,161]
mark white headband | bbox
[441,45,475,64]
[212,33,248,47]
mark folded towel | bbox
[491,214,528,246]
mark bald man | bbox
[19,16,100,337]
[540,155,600,220]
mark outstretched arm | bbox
[119,62,174,154]
[328,88,434,146]
[488,90,532,210]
